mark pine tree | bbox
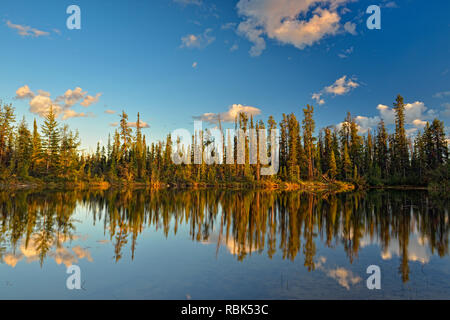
[393,95,409,178]
[31,118,43,176]
[302,105,315,180]
[287,113,300,180]
[343,143,352,180]
[375,120,388,179]
[0,103,15,168]
[329,150,337,180]
[15,117,32,177]
[41,106,60,175]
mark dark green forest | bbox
[0,94,448,190]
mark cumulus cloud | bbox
[194,104,262,124]
[377,101,434,125]
[236,0,354,56]
[81,93,102,107]
[104,109,116,114]
[312,75,359,105]
[14,85,100,120]
[180,29,215,49]
[6,20,50,37]
[56,87,86,108]
[109,121,150,128]
[325,75,359,95]
[61,109,93,121]
[355,115,381,133]
[344,101,437,134]
[15,85,35,99]
[412,119,427,128]
[312,93,325,105]
[55,87,102,108]
[29,93,63,118]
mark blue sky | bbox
[0,0,449,151]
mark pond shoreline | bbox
[0,180,357,193]
[0,180,437,193]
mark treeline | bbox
[0,94,448,188]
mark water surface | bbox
[0,189,449,299]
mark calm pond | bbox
[0,189,449,299]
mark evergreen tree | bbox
[31,118,43,176]
[15,117,32,177]
[41,106,60,175]
[393,95,409,178]
[302,105,315,180]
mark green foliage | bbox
[0,95,448,189]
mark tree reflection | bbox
[0,188,448,283]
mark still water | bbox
[0,189,449,299]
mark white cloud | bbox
[355,115,381,133]
[236,0,354,56]
[55,87,102,108]
[412,119,427,128]
[6,20,50,37]
[312,93,325,105]
[325,75,359,95]
[2,233,92,268]
[315,256,362,290]
[376,104,394,124]
[312,75,359,105]
[378,101,433,125]
[14,85,100,120]
[81,93,102,107]
[347,101,437,134]
[127,121,150,128]
[61,109,93,121]
[194,104,262,124]
[109,121,150,128]
[57,87,86,108]
[180,29,215,49]
[15,85,35,99]
[29,94,62,118]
